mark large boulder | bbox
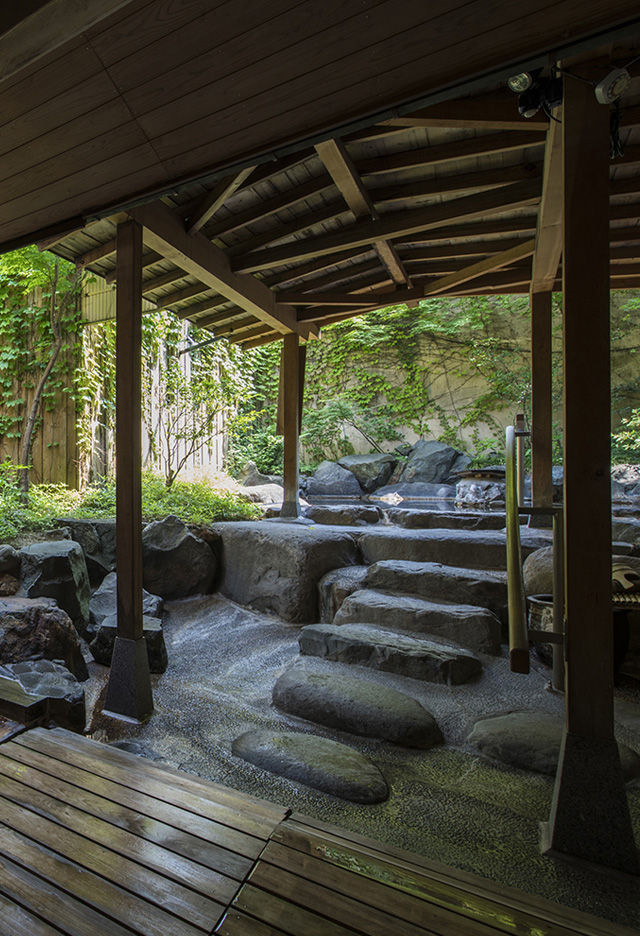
[337,454,397,493]
[239,461,283,487]
[318,565,369,623]
[384,509,506,531]
[59,518,116,584]
[523,546,554,596]
[0,596,88,681]
[334,589,502,655]
[89,572,164,637]
[89,614,168,673]
[240,483,284,505]
[0,659,85,732]
[19,541,90,635]
[232,729,388,803]
[142,516,216,600]
[306,461,364,497]
[212,521,360,622]
[300,622,482,684]
[398,441,466,485]
[374,482,457,500]
[273,664,443,748]
[455,480,505,509]
[0,545,20,574]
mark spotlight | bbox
[508,72,535,93]
[594,68,631,104]
[512,76,562,118]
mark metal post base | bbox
[103,636,153,724]
[280,499,300,518]
[540,729,639,875]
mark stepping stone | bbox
[365,560,508,624]
[334,589,502,655]
[0,660,85,732]
[232,729,388,803]
[273,664,443,749]
[303,504,382,526]
[318,565,369,623]
[299,622,481,685]
[468,712,640,781]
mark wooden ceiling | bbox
[2,1,640,347]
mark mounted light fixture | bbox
[512,75,563,118]
[507,71,536,93]
[594,67,631,104]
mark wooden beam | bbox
[280,292,384,306]
[104,218,152,723]
[530,291,554,508]
[77,239,117,267]
[281,331,301,515]
[421,239,536,296]
[130,201,317,340]
[186,168,255,236]
[531,109,563,292]
[104,250,164,284]
[542,68,638,875]
[356,131,545,177]
[233,180,541,273]
[374,163,543,206]
[0,0,132,83]
[379,99,549,132]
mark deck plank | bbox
[232,883,363,936]
[0,747,251,878]
[17,728,284,833]
[215,910,290,936]
[0,887,66,936]
[1,739,263,862]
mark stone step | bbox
[299,622,482,685]
[365,560,508,625]
[356,528,550,571]
[384,508,507,531]
[334,588,502,655]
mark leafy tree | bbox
[0,247,84,495]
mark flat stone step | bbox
[0,673,47,725]
[232,729,388,803]
[273,664,443,749]
[365,560,508,624]
[299,622,482,685]
[384,508,507,531]
[356,528,549,571]
[334,589,502,655]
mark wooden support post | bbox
[280,334,301,518]
[104,219,153,723]
[530,290,554,508]
[540,75,638,873]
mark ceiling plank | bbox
[186,167,256,236]
[0,0,133,84]
[530,107,563,293]
[379,99,549,132]
[130,200,317,339]
[233,179,541,273]
[315,138,410,285]
[279,292,382,306]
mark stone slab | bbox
[318,565,369,624]
[299,622,482,684]
[384,508,506,531]
[365,560,508,624]
[232,729,388,803]
[334,589,502,655]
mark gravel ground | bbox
[85,593,640,929]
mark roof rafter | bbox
[379,98,549,133]
[234,179,541,273]
[186,167,256,236]
[130,201,318,340]
[530,107,563,293]
[315,138,410,285]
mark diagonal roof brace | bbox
[129,201,318,340]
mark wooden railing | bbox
[505,425,530,673]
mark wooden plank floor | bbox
[0,728,635,936]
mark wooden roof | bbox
[2,1,640,347]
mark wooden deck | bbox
[0,728,634,936]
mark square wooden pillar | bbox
[540,75,638,873]
[530,290,554,508]
[104,218,153,722]
[280,333,302,518]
